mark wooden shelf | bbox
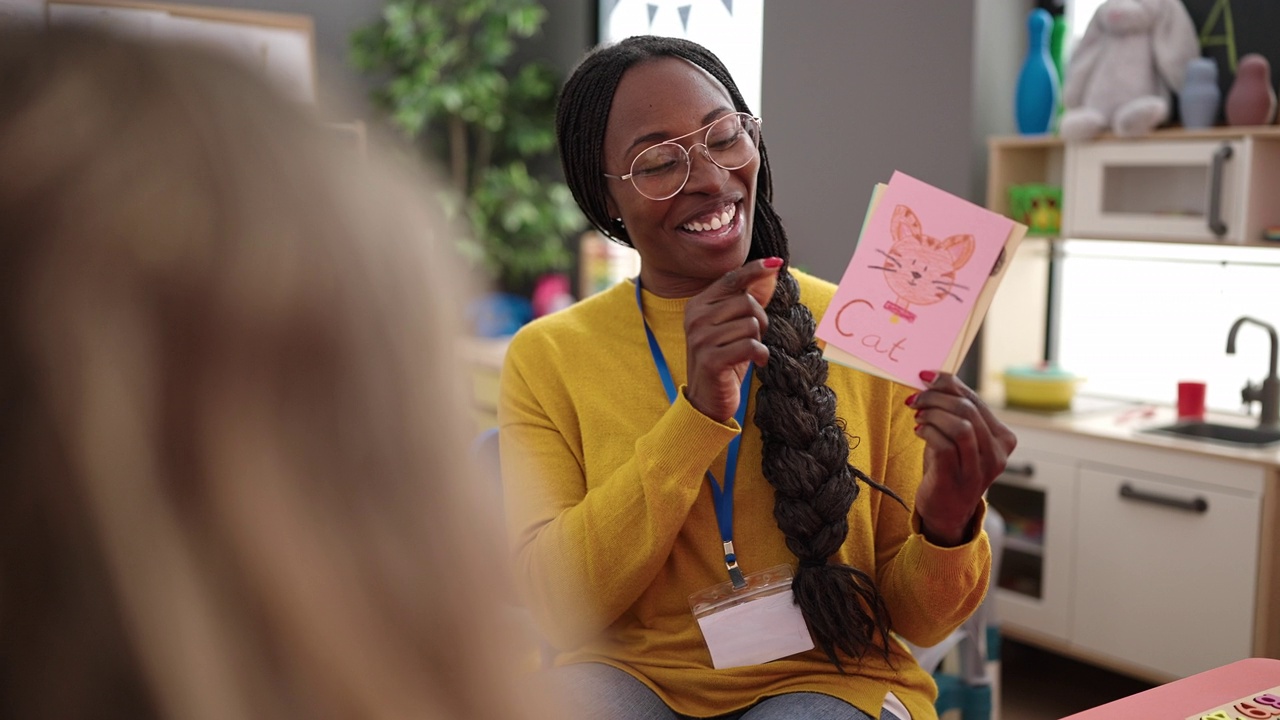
[989,124,1280,148]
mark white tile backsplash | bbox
[1056,240,1280,414]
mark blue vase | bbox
[1180,58,1221,129]
[1015,9,1060,135]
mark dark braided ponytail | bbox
[556,36,904,671]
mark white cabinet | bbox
[989,128,1280,248]
[1063,138,1248,243]
[986,448,1076,643]
[988,424,1271,682]
[1072,464,1261,679]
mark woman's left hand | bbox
[908,370,1017,547]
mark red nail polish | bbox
[904,393,918,406]
[762,257,783,269]
[914,424,922,433]
[919,370,938,384]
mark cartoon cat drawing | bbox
[870,205,975,323]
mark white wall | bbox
[761,1,981,281]
[972,0,1035,202]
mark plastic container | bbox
[1003,364,1081,410]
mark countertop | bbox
[987,393,1280,470]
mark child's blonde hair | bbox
[0,28,539,720]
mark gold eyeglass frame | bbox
[602,112,763,201]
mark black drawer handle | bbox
[1119,482,1208,514]
[1001,463,1035,479]
[1207,142,1233,238]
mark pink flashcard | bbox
[816,171,1018,389]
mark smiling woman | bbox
[498,34,1017,720]
[597,57,761,297]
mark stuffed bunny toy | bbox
[1059,0,1200,141]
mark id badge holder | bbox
[688,564,814,669]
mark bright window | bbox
[1066,0,1105,54]
[1055,240,1280,415]
[598,0,764,115]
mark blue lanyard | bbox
[636,279,752,589]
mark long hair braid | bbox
[555,36,904,671]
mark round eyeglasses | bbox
[603,112,762,201]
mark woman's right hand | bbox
[682,257,782,423]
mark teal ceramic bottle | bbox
[1015,8,1060,135]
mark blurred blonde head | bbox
[0,28,535,720]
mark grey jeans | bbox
[547,662,903,720]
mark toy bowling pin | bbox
[1015,9,1059,135]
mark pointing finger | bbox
[711,257,782,307]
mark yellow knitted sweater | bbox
[499,270,990,719]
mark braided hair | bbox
[556,36,905,671]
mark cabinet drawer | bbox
[1072,466,1260,679]
[1063,139,1247,243]
[988,449,1077,643]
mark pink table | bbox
[1063,658,1280,719]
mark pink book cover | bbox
[816,171,1024,390]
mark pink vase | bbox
[1225,54,1277,126]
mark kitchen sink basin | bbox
[1142,421,1280,448]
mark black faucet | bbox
[1226,316,1280,428]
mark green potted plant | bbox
[350,0,586,296]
